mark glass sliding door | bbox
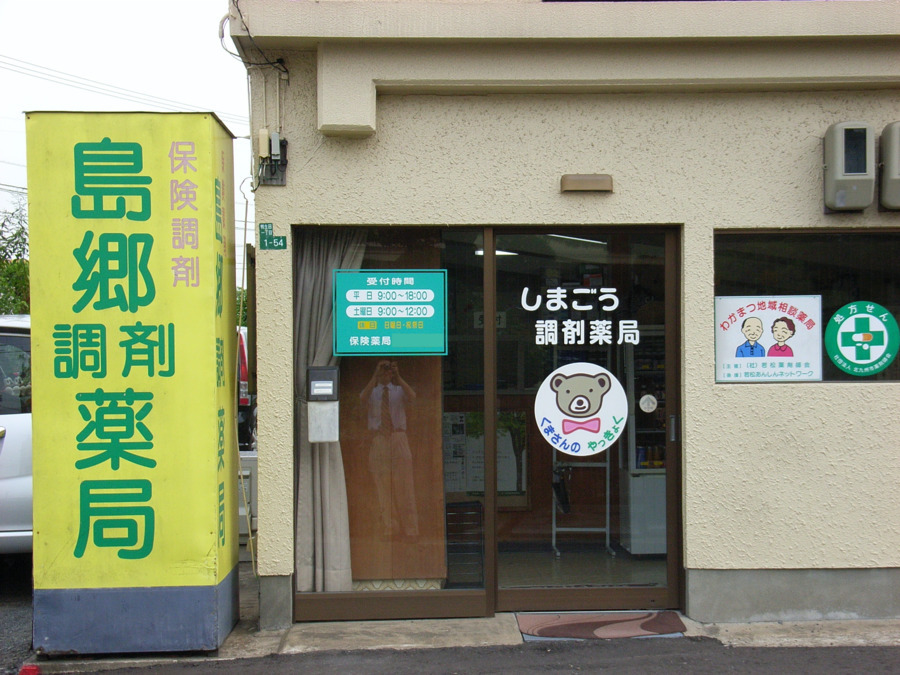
[491,229,679,611]
[292,225,680,619]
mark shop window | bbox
[294,227,485,594]
[714,233,900,381]
[340,228,485,590]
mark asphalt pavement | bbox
[1,553,32,675]
[4,554,900,675]
[57,641,900,674]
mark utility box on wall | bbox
[27,112,239,654]
[881,122,900,210]
[824,121,875,211]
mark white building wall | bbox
[238,1,900,611]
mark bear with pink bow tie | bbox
[550,371,612,436]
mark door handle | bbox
[669,415,677,443]
[0,426,6,439]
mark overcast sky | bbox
[0,0,255,282]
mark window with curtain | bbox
[293,227,486,593]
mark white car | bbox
[0,314,32,553]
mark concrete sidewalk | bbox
[27,561,900,674]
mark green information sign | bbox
[824,301,899,376]
[333,269,448,356]
[258,223,286,250]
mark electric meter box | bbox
[824,122,875,211]
[881,122,900,210]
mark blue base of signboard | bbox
[33,564,239,655]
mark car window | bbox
[0,333,31,415]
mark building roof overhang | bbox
[230,0,900,137]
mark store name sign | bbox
[333,269,448,356]
[520,286,641,346]
[27,112,238,652]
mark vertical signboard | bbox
[27,112,238,653]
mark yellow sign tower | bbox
[27,112,238,654]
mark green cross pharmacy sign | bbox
[824,301,899,376]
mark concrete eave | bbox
[229,1,900,137]
[230,0,900,48]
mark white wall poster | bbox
[715,295,822,382]
[442,412,527,496]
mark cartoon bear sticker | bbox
[550,371,611,434]
[551,372,611,418]
[534,362,627,456]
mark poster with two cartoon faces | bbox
[715,295,822,382]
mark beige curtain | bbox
[293,228,365,592]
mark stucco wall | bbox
[246,14,900,577]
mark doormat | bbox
[516,611,686,641]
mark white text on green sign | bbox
[333,270,447,356]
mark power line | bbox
[0,180,256,203]
[0,54,248,123]
[0,183,258,206]
[0,54,248,127]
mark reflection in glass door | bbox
[492,230,678,610]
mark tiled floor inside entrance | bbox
[498,548,666,588]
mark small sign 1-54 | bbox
[258,223,286,250]
[333,269,448,356]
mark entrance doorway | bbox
[292,226,681,620]
[485,229,681,612]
